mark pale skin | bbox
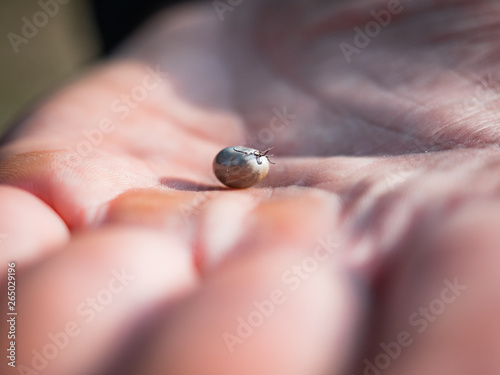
[1,0,500,374]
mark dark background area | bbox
[0,0,195,134]
[91,0,190,54]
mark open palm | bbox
[2,1,500,374]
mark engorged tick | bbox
[213,146,276,189]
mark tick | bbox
[213,146,275,189]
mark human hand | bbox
[1,1,500,374]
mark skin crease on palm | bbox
[1,0,500,373]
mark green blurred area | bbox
[0,0,99,135]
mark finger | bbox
[0,151,159,228]
[127,246,363,375]
[1,227,196,375]
[0,186,69,277]
[355,200,500,375]
[102,182,347,275]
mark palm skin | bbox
[1,0,500,374]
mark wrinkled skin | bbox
[2,0,500,374]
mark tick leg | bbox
[265,156,276,165]
[260,149,276,165]
[261,147,274,156]
[233,148,252,155]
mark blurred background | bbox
[0,0,187,136]
[0,0,98,135]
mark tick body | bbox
[213,146,275,189]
